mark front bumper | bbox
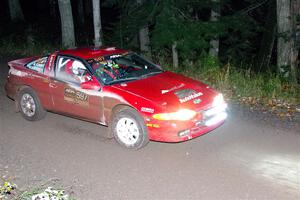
[147,104,227,142]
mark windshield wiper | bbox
[141,71,162,78]
[108,77,140,85]
[108,71,162,85]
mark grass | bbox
[0,34,299,112]
[0,24,59,57]
[162,56,300,114]
[0,34,58,57]
[0,178,76,200]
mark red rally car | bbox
[5,47,227,149]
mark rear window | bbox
[26,56,48,73]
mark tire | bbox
[111,108,149,149]
[18,87,46,121]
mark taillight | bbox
[7,66,11,79]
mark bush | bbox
[164,55,299,106]
[0,24,59,56]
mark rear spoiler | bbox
[8,56,39,68]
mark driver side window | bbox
[56,56,89,84]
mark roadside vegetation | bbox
[0,24,58,56]
[1,33,299,119]
[0,178,75,200]
[0,0,299,199]
[160,55,300,118]
[1,0,300,118]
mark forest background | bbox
[0,0,299,115]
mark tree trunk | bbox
[77,0,85,27]
[49,0,57,19]
[256,0,277,72]
[276,0,292,77]
[137,0,151,55]
[290,0,300,83]
[84,0,93,18]
[209,0,220,57]
[58,0,75,48]
[8,0,24,22]
[172,42,179,68]
[139,26,151,54]
[92,0,103,47]
[36,0,48,14]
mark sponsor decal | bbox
[105,47,116,51]
[193,98,202,104]
[48,55,54,71]
[161,83,185,94]
[175,89,203,103]
[179,92,202,103]
[42,78,50,83]
[146,123,160,128]
[64,87,89,106]
[109,54,122,59]
[49,55,54,64]
[161,90,169,94]
[141,107,154,113]
[94,56,105,62]
[10,68,26,77]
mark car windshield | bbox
[87,52,162,85]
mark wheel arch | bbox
[110,104,149,149]
[14,85,34,112]
[106,104,139,138]
[16,85,47,121]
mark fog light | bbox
[204,112,227,126]
[178,129,190,137]
[204,103,227,117]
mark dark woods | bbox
[0,0,299,83]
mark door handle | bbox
[49,82,57,88]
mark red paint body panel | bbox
[59,47,128,60]
[7,56,53,110]
[111,71,216,111]
[5,47,227,143]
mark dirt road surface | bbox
[0,58,299,200]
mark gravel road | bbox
[0,58,299,200]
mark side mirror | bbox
[80,77,101,90]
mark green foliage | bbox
[0,180,17,197]
[164,55,299,105]
[103,0,158,49]
[0,178,76,200]
[0,23,59,56]
[105,0,265,67]
[151,0,218,60]
[16,187,73,200]
[0,35,57,56]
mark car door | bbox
[49,55,103,123]
[23,56,53,110]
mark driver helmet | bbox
[72,61,86,75]
[107,60,113,67]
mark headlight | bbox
[212,93,225,107]
[153,109,197,121]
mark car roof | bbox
[58,47,129,60]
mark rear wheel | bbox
[111,108,149,149]
[18,87,46,121]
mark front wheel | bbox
[18,87,46,121]
[111,108,149,149]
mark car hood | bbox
[111,71,218,111]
